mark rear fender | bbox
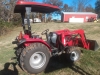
[19,39,52,52]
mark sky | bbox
[34,0,96,20]
[34,0,96,7]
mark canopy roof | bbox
[14,1,60,13]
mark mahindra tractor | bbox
[13,0,99,74]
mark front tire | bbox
[66,47,81,62]
[20,43,51,74]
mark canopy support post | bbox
[25,7,32,37]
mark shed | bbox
[61,12,98,23]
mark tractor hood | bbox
[14,1,60,13]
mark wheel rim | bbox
[29,52,46,69]
[70,51,79,61]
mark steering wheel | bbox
[41,29,49,35]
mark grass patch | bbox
[0,22,100,75]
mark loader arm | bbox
[73,29,89,49]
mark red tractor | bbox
[13,0,99,74]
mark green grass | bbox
[0,22,100,75]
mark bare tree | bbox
[72,0,91,12]
[63,4,73,12]
[43,0,63,8]
[7,0,17,22]
[85,4,94,12]
[95,0,100,17]
[63,4,68,12]
[43,0,63,22]
[0,0,36,22]
[0,0,7,21]
[0,0,17,22]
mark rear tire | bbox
[66,46,81,62]
[19,43,51,74]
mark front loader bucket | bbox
[87,40,99,51]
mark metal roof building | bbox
[61,12,98,23]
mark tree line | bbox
[0,0,97,23]
[0,0,100,36]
